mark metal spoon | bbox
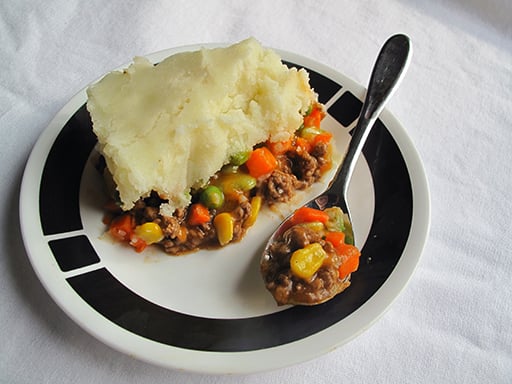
[262,34,412,261]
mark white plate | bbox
[19,44,430,374]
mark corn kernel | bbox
[290,243,327,280]
[297,221,325,234]
[134,222,164,244]
[243,195,262,228]
[214,212,234,246]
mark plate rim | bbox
[19,42,431,374]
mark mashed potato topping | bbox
[87,38,317,215]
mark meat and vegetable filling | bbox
[101,105,334,255]
[260,206,361,306]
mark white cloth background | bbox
[1,0,511,383]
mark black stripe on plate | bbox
[66,267,369,352]
[283,61,342,104]
[327,90,363,127]
[49,235,100,272]
[40,105,97,235]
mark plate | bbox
[19,43,430,374]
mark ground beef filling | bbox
[158,195,252,254]
[261,224,351,306]
[103,139,331,256]
[260,141,328,203]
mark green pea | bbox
[200,185,225,209]
[230,151,250,166]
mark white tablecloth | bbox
[2,0,511,382]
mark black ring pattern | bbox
[40,105,97,235]
[39,63,412,352]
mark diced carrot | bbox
[312,131,333,146]
[294,136,311,153]
[187,203,211,226]
[303,107,323,129]
[246,147,278,178]
[266,138,293,155]
[325,231,346,253]
[290,207,330,226]
[338,244,361,279]
[129,236,147,253]
[109,214,134,241]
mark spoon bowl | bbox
[261,34,412,305]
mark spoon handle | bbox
[327,34,412,200]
